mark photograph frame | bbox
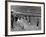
[5,1,45,36]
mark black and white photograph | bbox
[6,1,45,35]
[11,6,41,31]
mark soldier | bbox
[11,11,14,28]
[37,18,39,27]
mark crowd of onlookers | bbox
[11,11,41,31]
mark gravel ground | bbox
[11,18,41,31]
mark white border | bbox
[8,2,44,35]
